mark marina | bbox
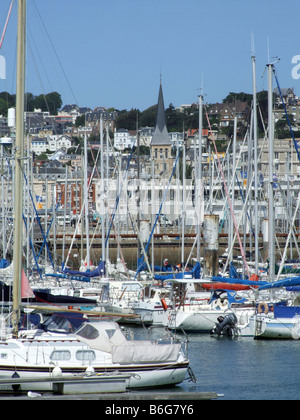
[0,0,300,403]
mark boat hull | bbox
[0,362,189,392]
[254,316,300,339]
[166,308,231,332]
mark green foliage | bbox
[115,108,141,130]
[0,91,62,115]
[222,92,253,105]
[75,115,85,127]
[0,92,15,115]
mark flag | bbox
[21,269,34,299]
[36,195,43,210]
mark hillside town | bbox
[0,82,299,246]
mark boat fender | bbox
[85,366,95,376]
[52,366,62,377]
[12,371,20,392]
[258,302,269,315]
[161,298,168,311]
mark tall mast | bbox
[197,92,203,262]
[12,0,26,338]
[83,130,90,269]
[100,118,105,264]
[267,63,275,282]
[252,54,259,275]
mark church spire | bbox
[151,81,171,146]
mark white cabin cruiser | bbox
[0,315,190,392]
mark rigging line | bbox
[32,0,78,105]
[273,67,300,162]
[0,0,14,49]
[63,157,98,268]
[89,141,130,277]
[204,108,250,279]
[275,191,300,280]
[222,129,268,274]
[26,23,55,100]
[104,147,135,250]
[134,152,180,279]
[26,32,54,119]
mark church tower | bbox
[150,81,173,177]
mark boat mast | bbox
[83,130,90,269]
[12,0,26,338]
[197,92,203,262]
[267,62,275,282]
[252,54,259,275]
[100,117,105,265]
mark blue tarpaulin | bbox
[258,276,300,290]
[62,261,106,278]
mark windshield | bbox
[40,313,85,333]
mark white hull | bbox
[0,321,189,392]
[252,315,300,339]
[166,307,231,332]
[166,306,256,333]
[237,314,300,339]
[131,304,170,326]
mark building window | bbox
[165,149,168,159]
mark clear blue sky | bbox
[1,0,300,111]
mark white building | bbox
[31,134,72,155]
[95,175,202,228]
[114,129,136,150]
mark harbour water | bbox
[1,325,300,401]
[133,326,300,400]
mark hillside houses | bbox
[31,134,72,155]
[208,100,250,131]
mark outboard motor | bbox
[212,313,238,337]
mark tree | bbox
[75,115,85,127]
[139,105,156,127]
[115,108,140,130]
[28,91,62,114]
[45,92,62,115]
[222,92,252,105]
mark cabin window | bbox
[76,350,96,362]
[76,324,99,340]
[50,350,71,361]
[0,353,7,359]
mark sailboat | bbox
[235,59,300,339]
[0,0,190,394]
